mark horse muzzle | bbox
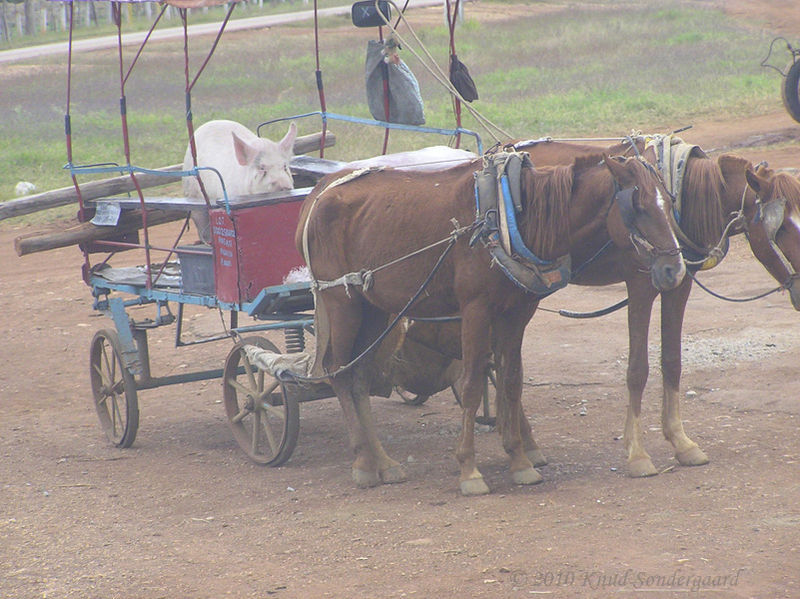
[650,251,686,291]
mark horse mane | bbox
[680,153,727,249]
[521,159,583,257]
[770,171,800,213]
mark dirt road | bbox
[2,2,799,598]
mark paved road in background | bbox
[0,0,443,65]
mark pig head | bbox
[182,119,297,243]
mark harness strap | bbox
[472,151,572,295]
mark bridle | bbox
[611,160,682,264]
[747,192,800,292]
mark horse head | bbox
[743,165,800,311]
[603,155,686,291]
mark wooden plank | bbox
[87,187,312,211]
[293,131,336,155]
[88,195,206,211]
[290,155,347,182]
[0,131,336,222]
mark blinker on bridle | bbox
[613,182,681,261]
[750,194,798,288]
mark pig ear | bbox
[232,132,259,166]
[279,122,298,156]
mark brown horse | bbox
[744,163,800,308]
[505,139,800,477]
[296,153,685,494]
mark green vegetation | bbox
[0,0,784,217]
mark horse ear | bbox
[601,153,626,181]
[745,168,767,195]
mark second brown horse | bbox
[510,138,800,477]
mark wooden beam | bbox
[0,165,182,222]
[14,209,187,256]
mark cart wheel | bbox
[782,60,800,124]
[223,336,299,466]
[395,388,431,406]
[89,329,139,448]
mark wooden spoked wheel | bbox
[89,329,139,448]
[223,336,299,466]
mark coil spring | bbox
[284,327,305,354]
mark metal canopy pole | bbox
[313,0,329,157]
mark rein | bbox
[687,269,791,303]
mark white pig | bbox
[182,119,297,243]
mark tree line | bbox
[0,0,286,43]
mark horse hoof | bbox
[627,457,658,478]
[352,468,381,488]
[526,449,548,468]
[676,446,709,467]
[460,477,491,496]
[380,464,408,484]
[512,467,543,486]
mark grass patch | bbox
[0,0,784,217]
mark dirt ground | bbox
[2,2,800,598]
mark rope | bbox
[282,221,473,383]
[315,221,475,292]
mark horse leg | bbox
[324,293,383,487]
[660,279,709,467]
[330,378,382,487]
[455,302,493,496]
[495,379,547,466]
[624,278,659,477]
[493,307,542,486]
[494,394,548,467]
[349,305,407,485]
[350,373,408,484]
[517,402,548,467]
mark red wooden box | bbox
[208,192,307,304]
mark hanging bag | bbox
[449,53,478,102]
[365,39,425,125]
